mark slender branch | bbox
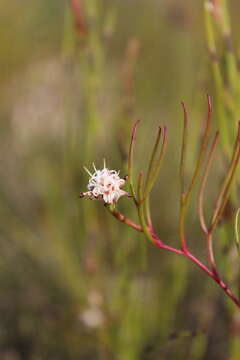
[151,233,184,255]
[107,208,240,308]
[179,96,212,252]
[179,205,188,253]
[186,95,212,202]
[206,232,218,274]
[198,123,240,273]
[104,204,142,232]
[180,102,188,195]
[214,145,240,224]
[198,131,219,234]
[211,121,240,231]
[154,230,240,309]
[144,198,153,229]
[107,206,240,308]
[184,248,240,307]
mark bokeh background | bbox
[0,0,240,359]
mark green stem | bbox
[211,122,240,230]
[137,172,154,244]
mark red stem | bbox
[153,233,240,308]
[107,207,142,232]
[108,209,240,308]
[161,242,238,307]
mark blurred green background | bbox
[0,0,240,359]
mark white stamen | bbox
[93,163,97,172]
[83,166,93,177]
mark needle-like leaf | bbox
[144,126,162,196]
[211,121,240,230]
[144,126,167,198]
[180,102,188,196]
[235,208,240,256]
[128,119,140,204]
[198,131,219,234]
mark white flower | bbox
[80,306,105,329]
[80,160,128,204]
[79,290,105,329]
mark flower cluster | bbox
[80,162,128,204]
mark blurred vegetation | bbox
[0,0,240,359]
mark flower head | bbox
[80,160,128,204]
